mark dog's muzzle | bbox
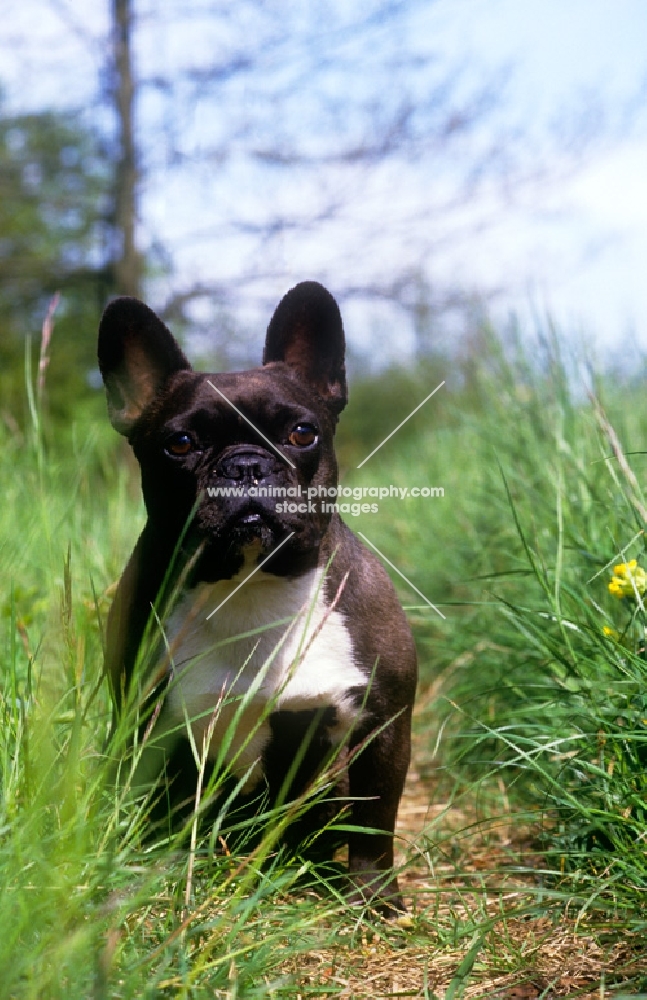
[215,445,278,486]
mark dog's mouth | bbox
[236,511,264,528]
[229,508,278,549]
[188,506,285,584]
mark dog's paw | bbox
[347,872,407,919]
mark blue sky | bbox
[2,0,646,357]
[430,0,647,349]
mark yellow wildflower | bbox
[608,559,647,599]
[602,624,619,640]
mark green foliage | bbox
[0,104,114,423]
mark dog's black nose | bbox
[216,448,275,483]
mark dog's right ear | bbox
[98,297,191,435]
[263,281,347,416]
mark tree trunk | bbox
[112,0,140,298]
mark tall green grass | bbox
[344,323,647,933]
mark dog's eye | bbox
[288,423,317,448]
[165,432,194,456]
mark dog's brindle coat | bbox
[98,281,417,912]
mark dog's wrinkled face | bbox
[130,365,339,579]
[98,282,348,582]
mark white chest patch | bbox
[143,557,364,789]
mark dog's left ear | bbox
[263,281,347,415]
[98,297,191,435]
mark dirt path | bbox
[288,747,645,998]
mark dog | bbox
[98,280,417,913]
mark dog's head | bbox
[98,281,347,580]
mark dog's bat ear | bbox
[263,281,347,415]
[98,297,191,435]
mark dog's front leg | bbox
[346,707,412,915]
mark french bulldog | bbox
[98,280,417,913]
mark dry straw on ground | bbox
[280,738,647,999]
